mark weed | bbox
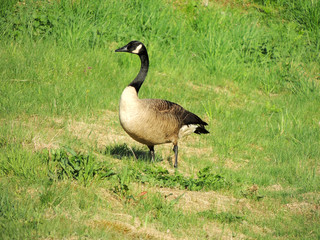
[137,165,230,191]
[198,210,244,223]
[111,166,136,199]
[241,184,264,201]
[48,147,115,186]
[1,0,54,40]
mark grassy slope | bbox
[0,0,319,239]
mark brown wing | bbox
[142,99,208,126]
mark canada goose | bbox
[115,41,209,168]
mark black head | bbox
[115,41,146,55]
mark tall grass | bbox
[254,0,320,30]
[1,0,318,117]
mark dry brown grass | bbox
[88,218,178,240]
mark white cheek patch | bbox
[132,44,142,54]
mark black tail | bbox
[162,100,209,134]
[194,125,209,134]
[182,110,209,135]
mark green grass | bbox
[1,0,320,239]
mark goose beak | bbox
[115,45,128,53]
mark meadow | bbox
[0,0,319,239]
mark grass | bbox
[0,0,320,239]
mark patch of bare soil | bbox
[185,82,236,96]
[17,115,65,151]
[87,183,273,239]
[224,158,249,170]
[159,188,222,212]
[89,210,247,240]
[67,119,126,147]
[31,131,61,151]
[66,110,130,148]
[88,217,177,240]
[97,188,124,209]
[155,187,275,237]
[285,202,320,215]
[183,145,213,158]
[156,187,254,215]
[301,192,320,203]
[203,222,247,240]
[265,184,283,192]
[18,111,130,152]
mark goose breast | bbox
[119,87,178,145]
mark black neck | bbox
[129,53,149,94]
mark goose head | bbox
[115,41,146,55]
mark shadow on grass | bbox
[102,143,162,163]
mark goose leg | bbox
[148,145,155,162]
[173,145,178,168]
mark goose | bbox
[115,41,209,168]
